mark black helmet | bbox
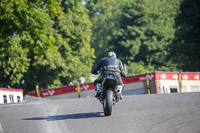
[105,51,116,58]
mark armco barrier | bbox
[28,74,151,98]
[28,83,95,98]
[27,72,200,98]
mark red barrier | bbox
[28,72,200,97]
[28,83,95,97]
[122,73,155,84]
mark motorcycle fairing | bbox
[102,74,118,90]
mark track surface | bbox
[0,92,200,133]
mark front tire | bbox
[103,90,113,116]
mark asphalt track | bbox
[0,92,200,133]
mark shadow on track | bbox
[22,112,104,121]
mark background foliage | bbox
[0,0,94,93]
[0,0,199,93]
[170,0,200,71]
[85,0,181,74]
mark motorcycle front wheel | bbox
[103,90,113,116]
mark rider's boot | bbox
[117,84,124,100]
[120,84,125,100]
[95,83,102,98]
[116,84,123,100]
[120,93,123,100]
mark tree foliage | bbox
[171,0,200,71]
[0,0,54,87]
[86,0,181,75]
[1,0,199,93]
[0,0,94,92]
[85,0,124,61]
[127,62,148,76]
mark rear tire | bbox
[103,90,113,116]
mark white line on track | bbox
[0,122,4,133]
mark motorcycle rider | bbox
[91,51,126,98]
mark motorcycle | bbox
[96,74,123,116]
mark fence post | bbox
[179,72,182,93]
[146,74,150,94]
[77,82,81,98]
[36,84,40,97]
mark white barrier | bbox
[0,88,23,104]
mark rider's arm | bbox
[119,60,126,78]
[91,59,102,74]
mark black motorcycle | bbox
[96,74,123,116]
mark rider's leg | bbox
[94,74,104,98]
[116,73,124,99]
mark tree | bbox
[85,0,124,62]
[127,62,148,76]
[23,0,95,92]
[0,0,95,93]
[0,0,57,87]
[113,0,180,71]
[171,0,200,71]
[49,0,95,87]
[86,0,180,74]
